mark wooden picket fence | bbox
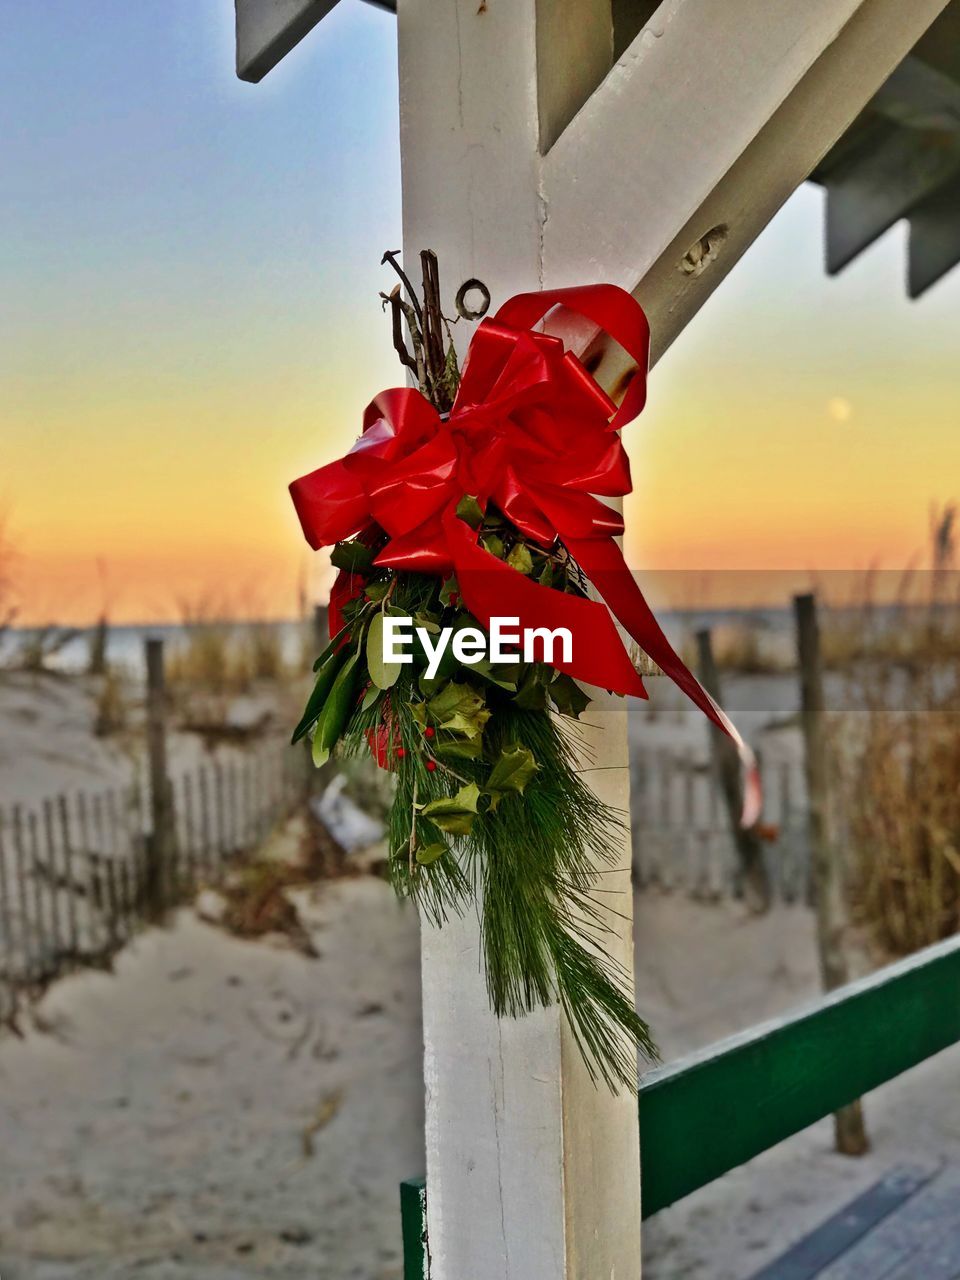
[631,750,811,904]
[0,740,308,1009]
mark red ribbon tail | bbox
[443,508,647,699]
[567,535,762,828]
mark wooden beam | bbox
[398,3,642,1278]
[235,0,392,82]
[536,0,613,152]
[541,0,952,365]
[872,54,960,131]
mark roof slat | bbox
[908,169,960,295]
[825,124,960,273]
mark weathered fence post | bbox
[144,637,174,918]
[696,628,771,911]
[793,591,869,1156]
[0,810,14,983]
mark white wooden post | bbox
[398,5,643,1277]
[396,1,952,1276]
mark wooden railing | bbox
[400,933,960,1278]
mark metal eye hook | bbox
[455,278,491,321]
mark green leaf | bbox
[469,657,518,692]
[439,576,460,608]
[415,841,447,867]
[364,580,389,602]
[361,684,383,712]
[313,651,360,758]
[440,342,461,404]
[455,494,484,529]
[434,736,483,761]
[538,559,556,588]
[330,540,376,573]
[513,666,549,710]
[481,533,505,559]
[409,700,427,726]
[550,673,591,720]
[427,681,491,739]
[421,783,481,837]
[293,643,349,743]
[366,610,403,690]
[311,623,350,672]
[506,542,534,575]
[311,725,330,768]
[413,611,441,634]
[486,744,539,796]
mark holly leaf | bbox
[469,657,518,692]
[366,610,403,690]
[455,494,484,529]
[481,533,505,559]
[538,559,556,588]
[415,841,448,867]
[440,576,460,608]
[330,540,375,573]
[506,542,534,575]
[550,673,591,720]
[486,745,538,797]
[364,580,389,602]
[421,783,481,837]
[409,700,427,726]
[413,611,441,634]
[427,681,491,739]
[434,736,483,761]
[513,666,549,710]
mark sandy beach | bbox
[1,667,958,1279]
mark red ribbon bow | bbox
[291,284,760,825]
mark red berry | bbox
[426,760,437,772]
[397,747,406,759]
[424,726,435,739]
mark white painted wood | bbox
[542,0,952,364]
[398,2,641,1277]
[235,0,340,83]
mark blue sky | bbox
[3,2,959,622]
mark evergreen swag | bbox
[294,252,656,1087]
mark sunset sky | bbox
[4,3,960,625]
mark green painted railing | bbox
[400,933,960,1278]
[637,932,960,1213]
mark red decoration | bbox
[292,284,759,823]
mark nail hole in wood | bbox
[681,224,728,276]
